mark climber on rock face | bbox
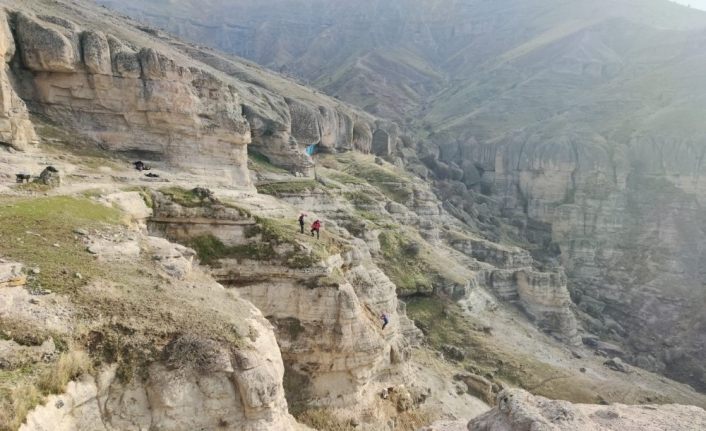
[298,213,306,234]
[311,219,321,239]
[381,313,389,330]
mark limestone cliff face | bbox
[449,236,580,346]
[0,0,399,185]
[0,215,303,431]
[8,10,252,186]
[148,192,417,410]
[21,332,300,431]
[0,9,36,150]
[464,134,706,390]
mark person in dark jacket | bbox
[381,313,389,330]
[311,219,321,239]
[298,213,306,234]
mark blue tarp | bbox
[305,144,318,156]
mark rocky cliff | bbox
[0,0,401,185]
[0,196,303,431]
[3,0,706,430]
[93,0,706,392]
[468,388,706,431]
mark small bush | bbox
[0,383,42,431]
[37,350,92,394]
[295,409,355,431]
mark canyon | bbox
[100,0,706,394]
[0,0,705,431]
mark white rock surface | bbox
[467,389,706,431]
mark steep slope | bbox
[3,1,706,431]
[97,0,706,393]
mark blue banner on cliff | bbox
[305,144,318,156]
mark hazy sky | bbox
[671,0,706,10]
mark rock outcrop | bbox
[468,388,706,431]
[0,9,37,150]
[147,190,417,410]
[21,330,301,431]
[10,10,253,187]
[0,1,400,186]
[0,211,302,430]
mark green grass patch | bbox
[248,150,289,174]
[158,187,211,208]
[259,217,345,268]
[0,196,121,294]
[343,191,379,208]
[185,234,278,266]
[185,215,343,269]
[326,171,367,186]
[256,180,323,196]
[339,156,413,203]
[377,230,433,296]
[406,296,606,404]
[158,187,251,216]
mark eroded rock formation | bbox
[147,190,418,410]
[468,388,706,431]
[0,2,400,185]
[0,9,36,150]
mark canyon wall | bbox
[448,133,706,391]
[0,2,399,185]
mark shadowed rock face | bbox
[468,388,706,431]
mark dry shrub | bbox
[163,335,226,373]
[0,384,43,431]
[295,409,355,431]
[396,407,437,430]
[38,350,92,394]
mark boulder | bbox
[81,30,111,74]
[37,166,61,187]
[441,344,465,362]
[604,357,631,373]
[0,259,26,288]
[468,389,706,431]
[16,13,77,72]
[455,373,494,405]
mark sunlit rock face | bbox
[0,11,37,151]
[8,11,252,187]
[1,6,393,185]
[468,388,706,431]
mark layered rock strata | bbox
[1,228,302,431]
[0,2,402,185]
[148,191,417,409]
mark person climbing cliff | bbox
[381,313,389,330]
[311,219,321,239]
[298,213,306,234]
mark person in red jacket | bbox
[311,219,321,239]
